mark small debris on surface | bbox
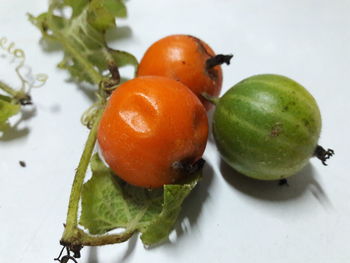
[19,161,26,167]
[278,178,289,186]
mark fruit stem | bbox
[206,54,233,69]
[314,145,334,166]
[201,92,219,105]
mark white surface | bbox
[1,0,350,262]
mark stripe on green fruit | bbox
[213,74,321,180]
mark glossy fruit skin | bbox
[97,76,208,188]
[213,74,322,180]
[137,34,222,110]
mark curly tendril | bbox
[0,36,48,101]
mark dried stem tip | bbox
[206,54,233,69]
[314,145,334,166]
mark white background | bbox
[1,0,350,262]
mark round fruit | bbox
[137,34,232,110]
[213,74,331,180]
[97,76,208,188]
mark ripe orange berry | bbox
[97,76,209,188]
[137,34,232,110]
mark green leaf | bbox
[0,94,20,131]
[80,154,201,245]
[140,183,196,245]
[28,0,137,84]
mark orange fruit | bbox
[137,34,230,110]
[97,76,208,188]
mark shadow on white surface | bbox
[75,81,98,102]
[206,107,215,144]
[174,162,214,236]
[85,234,138,263]
[114,234,138,263]
[220,159,332,208]
[0,106,36,141]
[87,246,98,263]
[86,233,138,263]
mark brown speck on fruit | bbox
[283,101,296,112]
[188,35,212,57]
[270,122,283,137]
[282,105,289,112]
[19,161,26,167]
[172,158,205,174]
[303,119,310,127]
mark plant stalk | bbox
[59,34,103,85]
[0,81,18,97]
[77,228,135,246]
[60,107,134,252]
[48,8,103,85]
[61,108,103,243]
[0,80,32,105]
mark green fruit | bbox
[213,74,324,180]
